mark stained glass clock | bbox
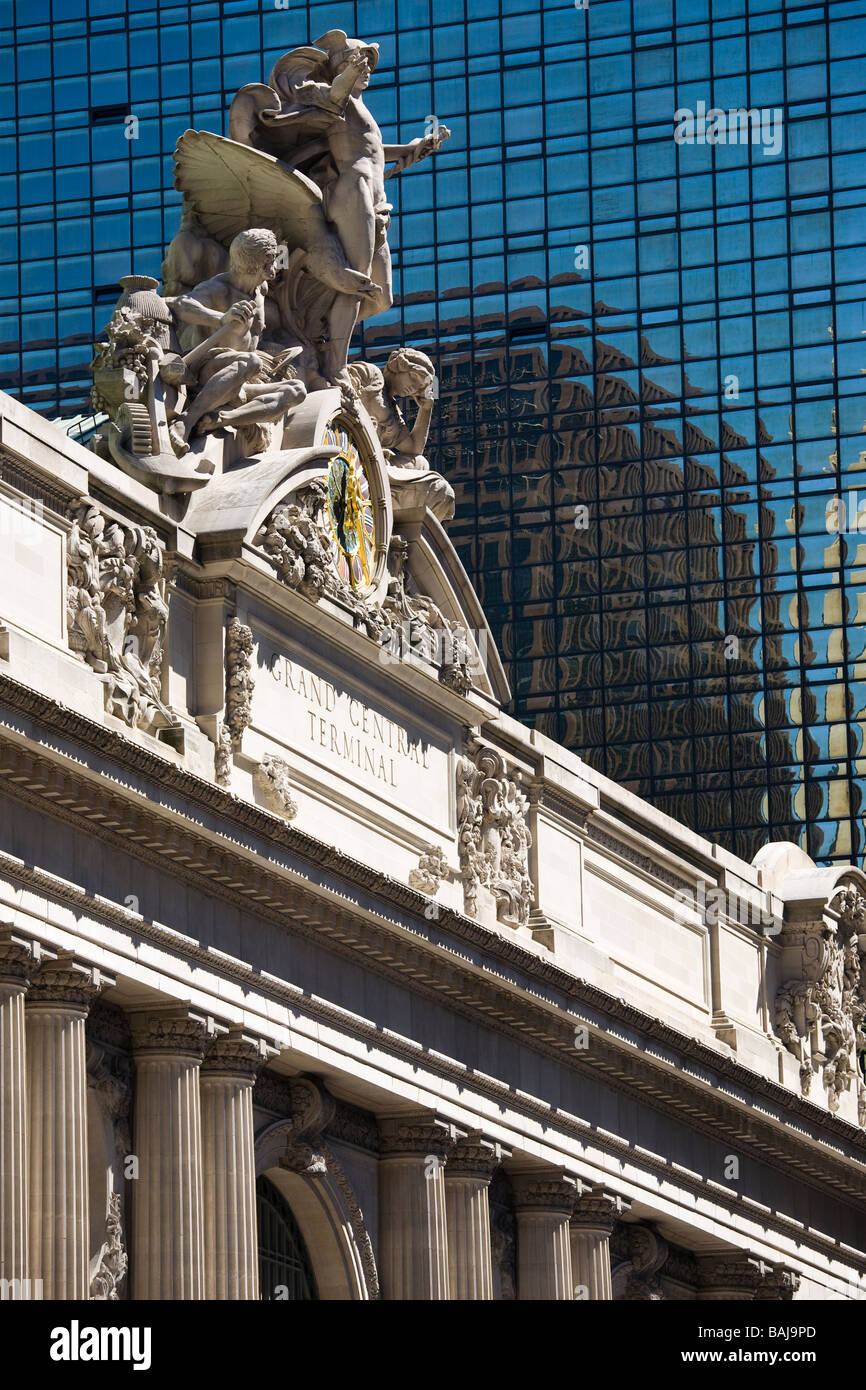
[322,421,376,590]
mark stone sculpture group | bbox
[89,29,451,497]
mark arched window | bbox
[256,1175,317,1300]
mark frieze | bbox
[584,822,694,896]
[325,1098,381,1153]
[0,449,77,517]
[253,1069,294,1117]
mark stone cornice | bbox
[2,680,866,1252]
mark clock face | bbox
[323,422,376,590]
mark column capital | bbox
[448,1131,511,1180]
[27,952,107,1012]
[511,1170,577,1214]
[697,1251,763,1296]
[378,1111,462,1160]
[130,1005,215,1060]
[0,925,36,988]
[202,1025,277,1080]
[571,1188,630,1231]
[755,1262,800,1301]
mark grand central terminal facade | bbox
[1,34,866,1303]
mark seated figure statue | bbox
[347,347,454,524]
[171,227,306,453]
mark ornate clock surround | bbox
[321,410,390,599]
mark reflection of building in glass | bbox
[364,301,802,862]
[2,0,864,863]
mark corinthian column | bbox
[378,1112,457,1300]
[570,1189,629,1300]
[445,1133,508,1300]
[511,1171,576,1300]
[26,953,105,1299]
[130,1007,213,1300]
[200,1026,273,1300]
[0,929,34,1294]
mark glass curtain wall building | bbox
[1,0,865,864]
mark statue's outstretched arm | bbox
[383,125,451,178]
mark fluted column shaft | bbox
[512,1172,576,1300]
[378,1113,456,1300]
[26,954,104,1299]
[570,1191,628,1300]
[200,1028,272,1300]
[131,1008,212,1300]
[0,930,34,1294]
[444,1134,505,1300]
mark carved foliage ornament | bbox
[89,1191,128,1301]
[66,499,177,735]
[256,753,298,821]
[774,886,866,1116]
[408,844,449,896]
[225,617,255,743]
[217,616,256,785]
[456,742,533,929]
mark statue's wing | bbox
[227,83,281,147]
[172,130,322,250]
